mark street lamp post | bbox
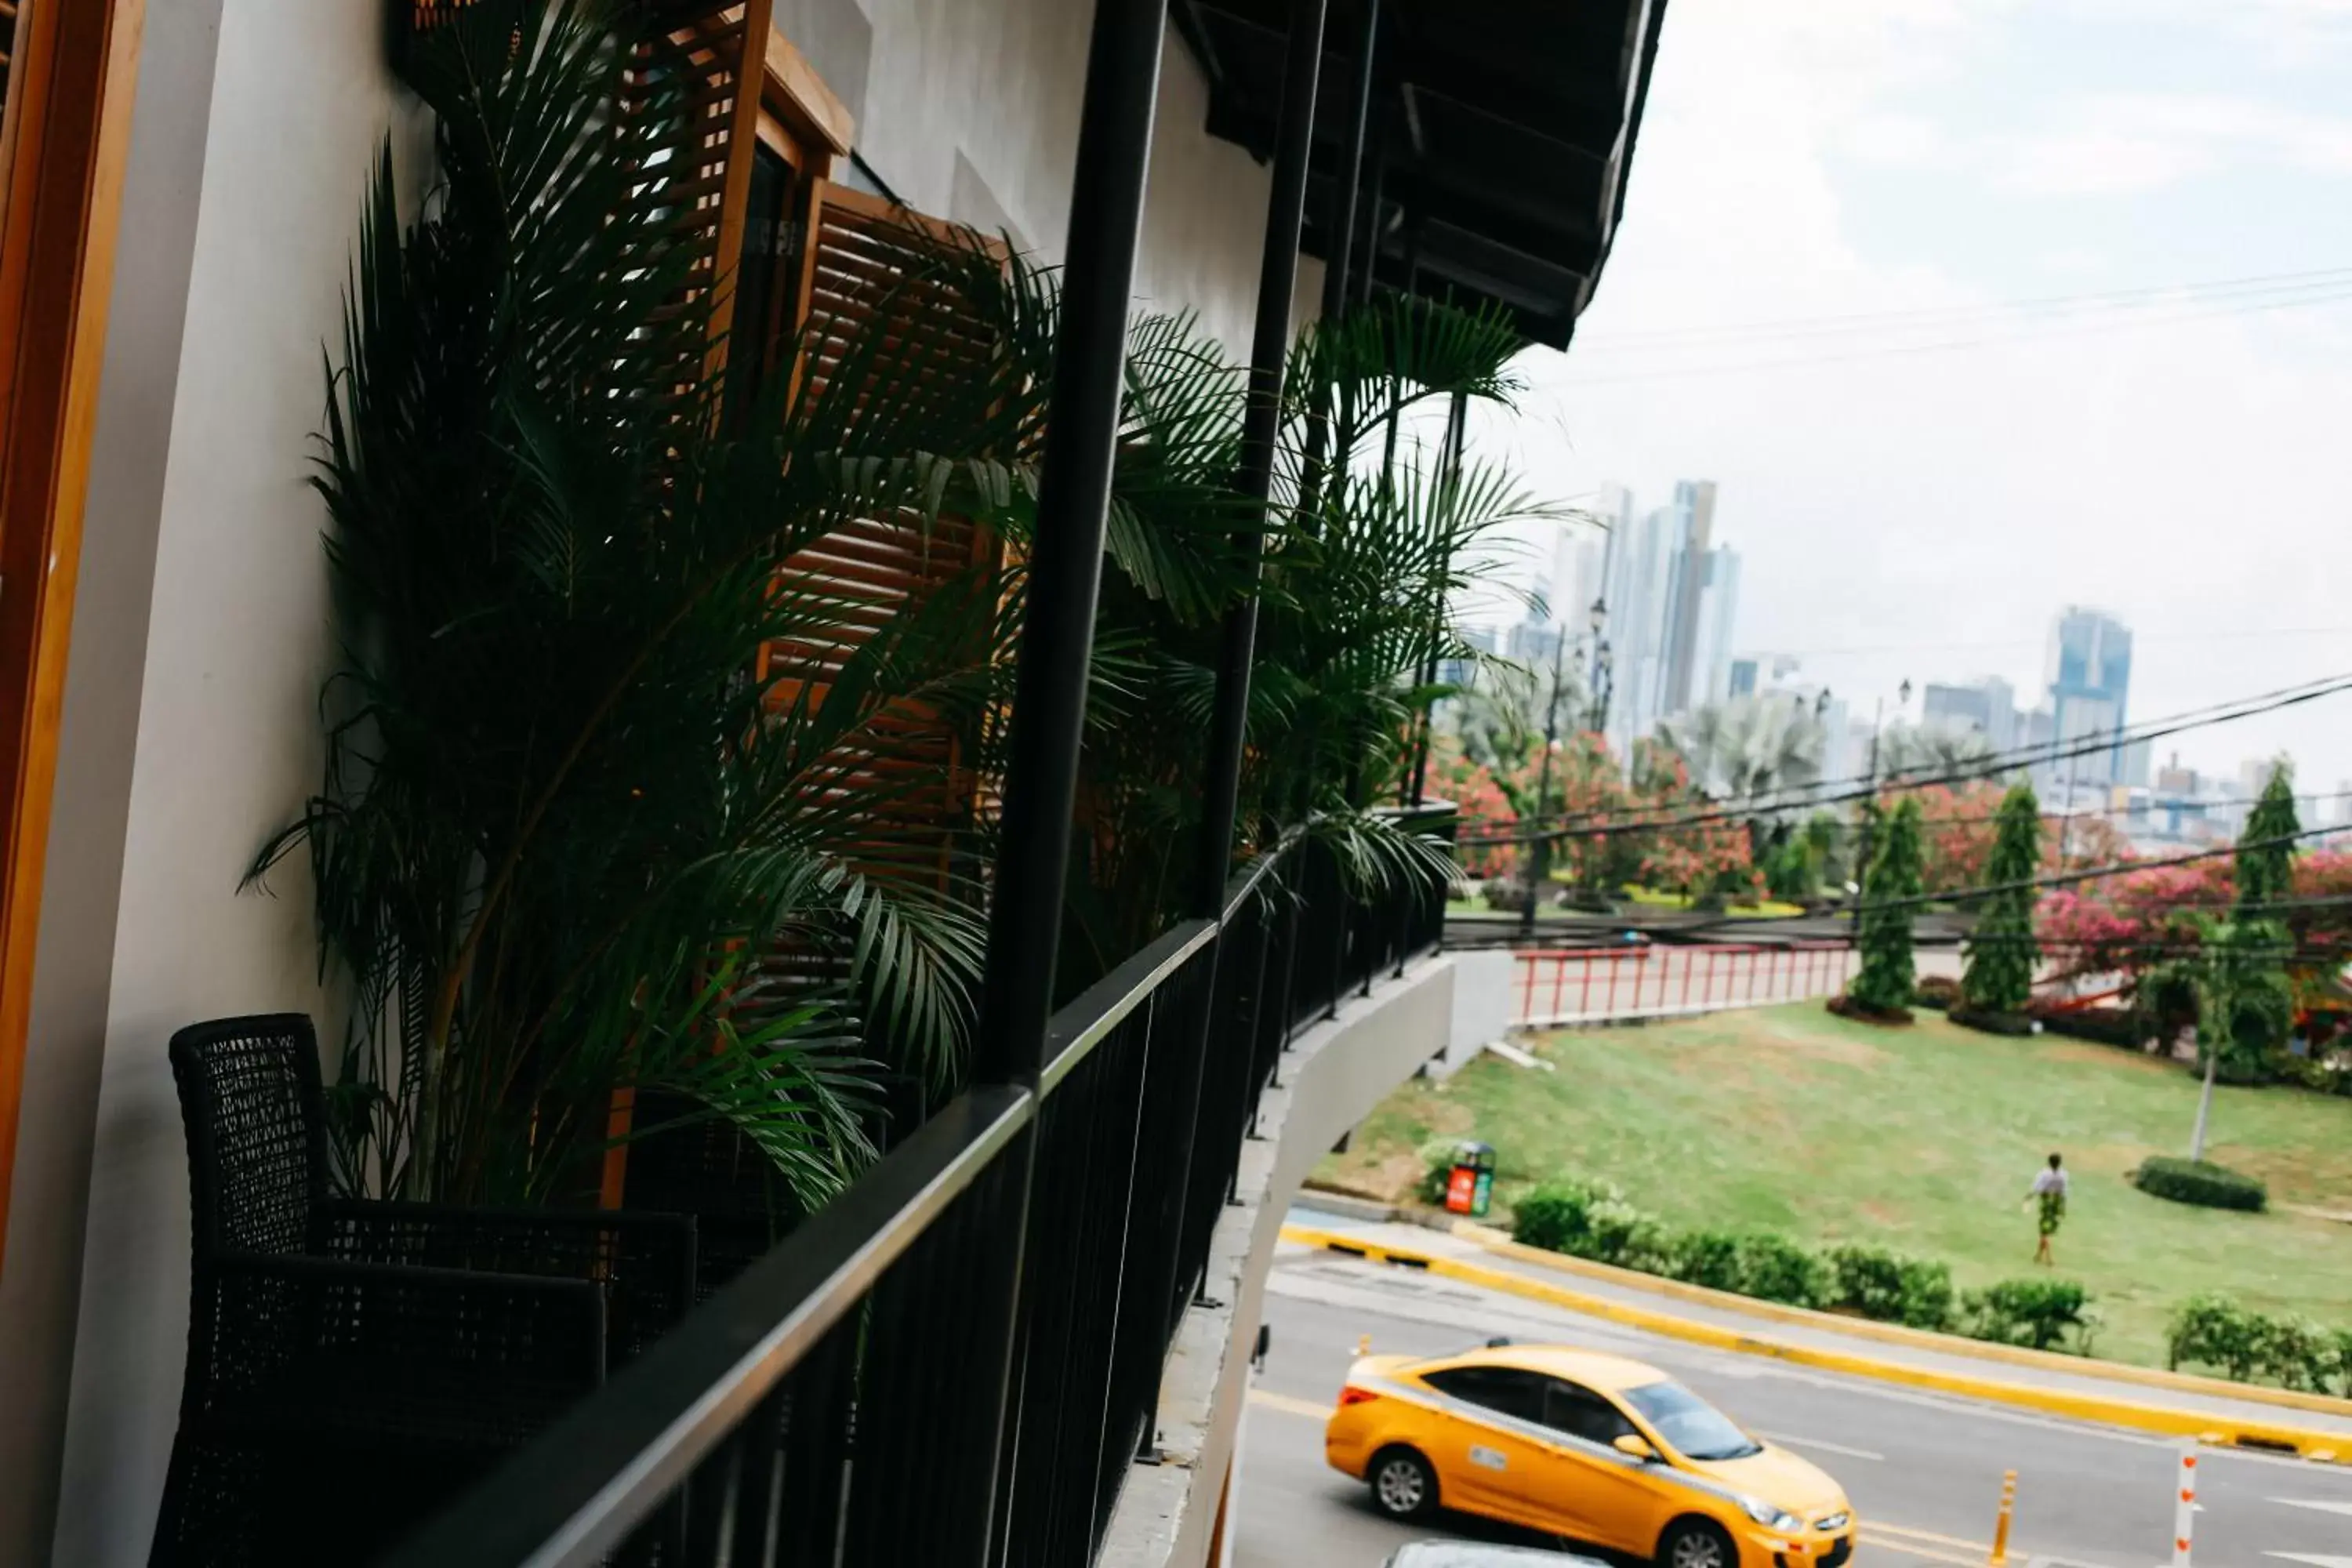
[1521,626,1573,936]
[1582,596,1607,728]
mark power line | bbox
[1709,787,2352,838]
[1722,624,2352,660]
[1581,264,2352,349]
[1454,670,2352,848]
[1555,284,2352,387]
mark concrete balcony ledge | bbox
[1100,952,1458,1568]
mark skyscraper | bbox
[2040,607,2133,793]
[1922,676,2017,752]
[1597,479,1732,750]
[1689,545,1740,706]
[1602,500,1678,754]
[1659,480,1719,716]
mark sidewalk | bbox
[1280,1212,2352,1462]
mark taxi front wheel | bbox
[1367,1446,1439,1521]
[1657,1517,1737,1568]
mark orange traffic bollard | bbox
[1987,1469,2016,1567]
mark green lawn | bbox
[1319,1003,2352,1369]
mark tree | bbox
[2236,761,2299,916]
[1962,786,2043,1014]
[1848,796,1925,1013]
[1878,720,1998,782]
[1657,695,1825,803]
[1902,779,2013,894]
[2149,916,2299,1151]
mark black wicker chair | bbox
[152,1014,698,1566]
[617,1087,808,1300]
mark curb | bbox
[1450,1221,2352,1426]
[1279,1224,2352,1467]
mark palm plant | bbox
[971,289,1558,985]
[1659,695,1825,803]
[266,0,1565,1213]
[258,0,1017,1205]
[1878,720,1998,781]
[1240,300,1560,844]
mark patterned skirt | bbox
[2038,1190,2066,1236]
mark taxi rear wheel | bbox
[1657,1517,1737,1568]
[1367,1446,1438,1521]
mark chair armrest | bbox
[322,1201,696,1363]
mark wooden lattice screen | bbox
[409,2,1010,1203]
[408,0,773,388]
[760,180,1006,849]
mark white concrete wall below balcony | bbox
[1102,954,1458,1568]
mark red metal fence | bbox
[1512,942,1859,1027]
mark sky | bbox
[1468,0,2352,793]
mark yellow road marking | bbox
[1279,1224,2352,1465]
[1247,1388,1334,1421]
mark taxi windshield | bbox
[1621,1380,1761,1461]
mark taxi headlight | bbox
[1817,1512,1852,1532]
[1737,1494,1804,1533]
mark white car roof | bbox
[1384,1545,1613,1568]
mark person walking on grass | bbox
[2024,1152,2069,1265]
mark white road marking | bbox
[1246,1389,1332,1421]
[1751,1428,1884,1461]
[1265,1262,2352,1477]
[2263,1555,2352,1567]
[2272,1498,2352,1515]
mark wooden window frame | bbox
[0,0,147,1253]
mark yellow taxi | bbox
[1325,1341,1855,1568]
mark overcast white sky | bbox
[1468,0,2352,791]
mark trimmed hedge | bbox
[1734,1232,1831,1308]
[1826,1245,1955,1330]
[1963,1277,2099,1354]
[2026,1004,2142,1048]
[2132,1155,2268,1213]
[1505,1172,2347,1392]
[1510,1178,2019,1344]
[2169,1292,2352,1395]
[1948,1003,2034,1036]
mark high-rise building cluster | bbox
[1469,512,2330,855]
[1512,479,1743,752]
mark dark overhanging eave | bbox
[1174,0,1668,353]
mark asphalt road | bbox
[1231,1245,2352,1568]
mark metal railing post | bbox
[1144,0,1330,1446]
[969,0,1168,1556]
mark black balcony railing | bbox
[382,804,1455,1568]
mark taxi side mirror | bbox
[1612,1434,1658,1462]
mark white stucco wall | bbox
[19,6,1309,1562]
[827,0,1310,352]
[42,6,425,1562]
